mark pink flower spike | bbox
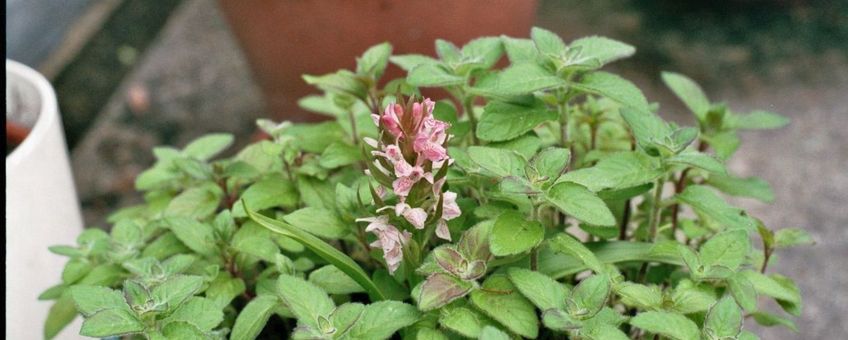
[380,104,403,138]
[358,215,410,274]
[435,219,452,241]
[441,191,462,221]
[392,177,417,197]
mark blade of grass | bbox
[243,202,386,300]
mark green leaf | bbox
[774,228,814,248]
[283,207,348,239]
[478,325,511,340]
[619,108,673,152]
[418,273,475,311]
[345,301,420,339]
[356,42,392,78]
[706,174,774,203]
[277,274,335,327]
[231,221,281,262]
[507,267,568,310]
[230,295,281,340]
[568,36,635,68]
[161,321,205,339]
[165,217,218,256]
[477,100,558,142]
[330,303,365,337]
[79,309,144,338]
[739,271,802,312]
[670,280,717,315]
[151,275,204,310]
[390,54,440,71]
[435,39,462,64]
[539,240,683,279]
[461,36,504,70]
[542,308,582,331]
[727,273,758,312]
[730,110,790,130]
[320,142,363,169]
[532,147,571,183]
[285,121,348,154]
[490,211,544,256]
[676,185,756,231]
[699,229,750,271]
[245,203,385,300]
[309,265,365,295]
[630,311,700,340]
[232,177,298,218]
[69,286,129,316]
[472,63,566,98]
[548,234,605,273]
[407,63,464,87]
[303,70,368,99]
[614,282,662,310]
[44,295,79,339]
[183,133,233,160]
[750,311,798,332]
[164,297,223,331]
[165,184,222,219]
[467,146,527,178]
[439,303,496,338]
[568,274,610,319]
[470,274,539,339]
[416,328,448,340]
[661,72,711,120]
[205,274,246,309]
[546,181,616,226]
[558,152,662,192]
[531,27,567,56]
[583,323,629,340]
[667,150,726,174]
[703,296,743,339]
[501,36,539,63]
[703,131,740,160]
[573,72,650,114]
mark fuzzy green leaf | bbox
[230,295,281,340]
[309,265,365,295]
[559,152,662,192]
[706,174,774,203]
[699,229,750,271]
[470,274,539,339]
[183,133,233,160]
[467,146,527,178]
[418,273,475,312]
[490,211,544,256]
[507,267,568,310]
[344,301,420,339]
[704,296,743,339]
[630,311,700,340]
[283,207,348,239]
[277,274,335,327]
[477,100,558,142]
[546,182,616,226]
[573,72,650,114]
[662,72,711,119]
[676,185,756,231]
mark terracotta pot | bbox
[218,0,538,122]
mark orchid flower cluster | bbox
[357,97,461,273]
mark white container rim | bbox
[6,59,60,166]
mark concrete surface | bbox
[67,0,847,338]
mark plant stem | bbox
[619,199,631,240]
[347,109,359,145]
[669,167,691,239]
[462,96,479,145]
[648,177,666,242]
[530,248,538,271]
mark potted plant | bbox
[42,28,810,339]
[217,0,538,122]
[6,60,85,339]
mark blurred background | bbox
[6,0,847,338]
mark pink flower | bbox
[413,117,450,162]
[441,191,461,221]
[378,104,404,138]
[395,203,428,229]
[435,219,452,241]
[356,216,411,274]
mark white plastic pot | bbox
[6,60,84,339]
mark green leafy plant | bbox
[44,27,811,339]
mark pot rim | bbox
[5,59,60,166]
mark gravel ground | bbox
[69,0,847,338]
